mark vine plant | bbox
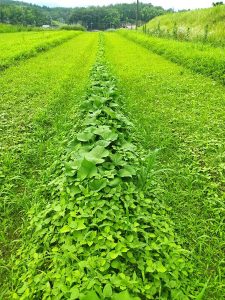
[12,35,192,300]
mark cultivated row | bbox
[12,37,191,299]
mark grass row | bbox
[0,30,81,71]
[118,30,225,84]
[104,32,225,299]
[11,36,191,300]
[0,33,98,297]
[0,23,43,33]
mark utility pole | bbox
[136,0,139,30]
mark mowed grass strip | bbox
[0,30,80,70]
[118,30,225,84]
[0,33,98,297]
[104,33,225,299]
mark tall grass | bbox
[0,23,42,33]
[144,5,225,46]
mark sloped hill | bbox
[145,4,225,45]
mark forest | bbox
[0,0,168,29]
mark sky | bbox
[21,0,214,10]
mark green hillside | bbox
[145,4,225,45]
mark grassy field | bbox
[0,30,80,70]
[105,32,225,299]
[145,4,225,45]
[0,30,225,299]
[0,32,98,297]
[118,30,225,84]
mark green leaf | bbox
[121,142,136,152]
[70,286,79,299]
[69,219,86,231]
[94,126,118,142]
[118,165,136,178]
[111,260,120,269]
[93,95,106,108]
[95,140,111,147]
[60,225,71,233]
[109,251,119,259]
[69,186,81,197]
[53,205,62,212]
[195,278,210,300]
[89,178,107,192]
[146,259,155,273]
[111,153,125,166]
[77,158,98,180]
[155,262,167,273]
[77,130,94,142]
[109,177,122,187]
[103,107,117,119]
[86,145,109,164]
[80,291,100,300]
[112,290,135,300]
[103,284,113,298]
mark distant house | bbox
[121,24,135,30]
[126,25,135,30]
[42,25,50,29]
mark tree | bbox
[213,2,224,6]
[0,0,167,29]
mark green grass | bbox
[0,32,98,297]
[10,37,191,300]
[0,23,42,33]
[1,29,225,299]
[104,32,225,299]
[0,30,81,70]
[119,30,225,84]
[145,5,225,45]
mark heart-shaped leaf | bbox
[77,158,98,180]
[86,145,109,164]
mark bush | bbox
[60,24,86,31]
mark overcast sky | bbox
[21,0,214,10]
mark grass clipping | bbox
[12,38,192,300]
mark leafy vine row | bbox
[12,35,192,300]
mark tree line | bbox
[0,0,168,29]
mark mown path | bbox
[104,32,225,299]
[0,31,79,70]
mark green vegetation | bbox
[60,24,86,31]
[105,32,225,299]
[11,37,191,300]
[0,0,166,30]
[0,33,98,298]
[68,3,166,30]
[118,30,225,84]
[1,19,225,299]
[0,23,41,33]
[145,4,225,46]
[0,30,80,70]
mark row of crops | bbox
[11,37,192,299]
[1,30,225,299]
